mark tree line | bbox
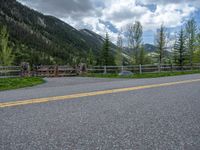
[98,18,200,67]
[1,18,200,67]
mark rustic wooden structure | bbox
[35,65,78,77]
[0,66,21,77]
[1,63,200,78]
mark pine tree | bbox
[101,33,115,66]
[193,33,200,63]
[0,26,14,66]
[115,33,123,66]
[174,28,187,70]
[156,24,167,65]
[173,40,178,64]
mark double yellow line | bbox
[1,78,200,108]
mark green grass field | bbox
[0,77,45,91]
[85,70,200,79]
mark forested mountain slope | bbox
[0,0,116,65]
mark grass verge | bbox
[0,77,45,91]
[84,70,200,79]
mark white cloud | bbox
[139,3,196,30]
[18,0,199,44]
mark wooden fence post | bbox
[121,66,124,72]
[158,64,161,72]
[171,64,173,72]
[54,65,58,77]
[104,66,107,74]
[139,64,142,74]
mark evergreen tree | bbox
[101,33,115,66]
[185,18,197,66]
[172,40,179,64]
[174,28,187,70]
[155,24,167,65]
[0,26,14,66]
[115,33,123,66]
[193,33,200,63]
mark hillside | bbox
[143,44,157,53]
[0,0,116,65]
[123,44,157,55]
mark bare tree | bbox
[127,21,143,64]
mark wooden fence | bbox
[0,66,21,77]
[1,63,200,78]
[0,65,78,77]
[87,63,200,74]
[35,65,78,77]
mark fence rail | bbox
[0,66,21,77]
[0,65,78,78]
[1,63,200,78]
[87,63,200,74]
[36,65,78,77]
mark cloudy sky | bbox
[18,0,200,44]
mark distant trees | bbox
[0,26,14,66]
[87,48,95,66]
[171,18,199,67]
[92,19,200,67]
[100,33,115,66]
[15,44,55,65]
[138,46,146,65]
[173,28,187,70]
[185,18,197,66]
[155,24,167,65]
[193,33,200,63]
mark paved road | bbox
[1,74,200,149]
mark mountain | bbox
[143,44,157,53]
[0,0,116,65]
[123,44,157,55]
[80,29,117,52]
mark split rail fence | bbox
[1,64,200,78]
[87,63,200,74]
[0,66,21,78]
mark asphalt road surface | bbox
[1,74,200,149]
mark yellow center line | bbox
[1,78,200,108]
